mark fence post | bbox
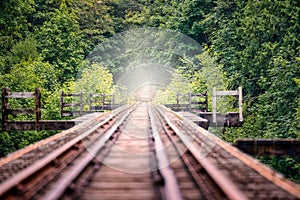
[176,93,179,111]
[88,93,92,111]
[2,88,9,131]
[35,88,41,130]
[60,90,64,118]
[205,92,208,112]
[238,87,243,122]
[80,91,83,116]
[188,92,191,110]
[101,93,105,110]
[212,87,217,124]
[112,94,115,110]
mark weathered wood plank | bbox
[38,120,76,130]
[191,93,207,97]
[3,121,36,131]
[235,139,300,157]
[7,109,35,115]
[178,112,209,129]
[89,94,104,97]
[61,111,82,117]
[238,87,243,122]
[6,92,35,98]
[198,112,243,127]
[191,101,207,105]
[63,103,82,107]
[61,93,81,97]
[165,104,190,107]
[212,87,243,123]
[215,90,239,96]
[3,120,76,131]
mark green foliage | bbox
[202,0,300,139]
[75,63,113,94]
[42,81,75,120]
[0,59,56,91]
[68,0,115,54]
[1,36,39,74]
[0,0,125,158]
[154,69,192,104]
[0,132,15,157]
[1,130,58,156]
[295,78,300,133]
[8,37,38,65]
[87,26,203,82]
[201,0,300,182]
[0,0,35,51]
[125,0,214,42]
[35,2,84,83]
[258,156,300,184]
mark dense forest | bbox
[0,0,299,182]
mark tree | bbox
[68,0,116,55]
[202,0,300,138]
[75,63,113,95]
[35,2,84,83]
[0,0,36,74]
[125,0,214,43]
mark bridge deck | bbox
[0,104,299,199]
[177,111,209,129]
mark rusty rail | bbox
[166,105,300,199]
[42,106,133,199]
[155,105,248,200]
[148,107,182,200]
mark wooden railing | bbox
[60,91,123,117]
[212,87,243,124]
[88,93,115,111]
[235,139,300,157]
[2,88,41,131]
[60,91,83,117]
[165,92,208,112]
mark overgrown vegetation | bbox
[0,0,299,182]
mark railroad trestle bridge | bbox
[0,88,300,199]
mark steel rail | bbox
[156,106,248,200]
[0,105,130,197]
[155,109,218,200]
[42,107,134,200]
[148,107,182,200]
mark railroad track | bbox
[0,103,300,199]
